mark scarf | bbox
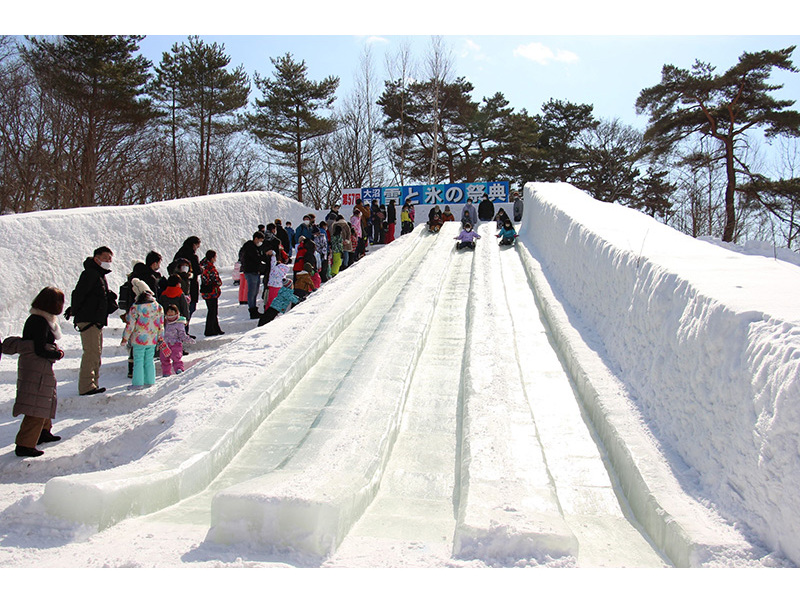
[31,307,63,340]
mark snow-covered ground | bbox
[1,184,798,591]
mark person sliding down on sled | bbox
[497,219,518,246]
[454,223,481,250]
[427,205,444,233]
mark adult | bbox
[285,221,297,250]
[385,199,397,244]
[5,287,66,457]
[294,216,313,251]
[513,193,524,222]
[69,246,118,396]
[478,194,494,222]
[461,200,478,227]
[173,236,202,317]
[199,249,224,336]
[325,204,340,227]
[400,202,414,235]
[239,231,268,319]
[274,219,291,258]
[138,250,165,297]
[370,200,382,244]
[334,215,353,270]
[313,223,329,283]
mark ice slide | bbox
[40,222,667,566]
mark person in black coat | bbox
[478,194,495,222]
[274,219,291,258]
[239,231,268,318]
[173,236,202,316]
[69,246,118,396]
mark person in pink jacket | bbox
[121,278,164,389]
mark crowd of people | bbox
[1,193,524,457]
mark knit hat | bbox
[130,278,153,297]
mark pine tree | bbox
[249,53,339,205]
[22,35,155,207]
[154,36,250,198]
[636,46,800,242]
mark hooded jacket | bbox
[71,257,118,326]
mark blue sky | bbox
[136,34,800,130]
[7,1,800,131]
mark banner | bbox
[342,182,509,206]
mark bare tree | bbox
[424,36,454,184]
[384,39,415,187]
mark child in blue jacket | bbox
[258,276,299,326]
[497,219,518,246]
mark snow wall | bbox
[521,182,800,565]
[0,191,311,336]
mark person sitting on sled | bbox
[497,219,518,246]
[428,205,444,233]
[454,223,481,250]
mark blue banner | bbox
[343,182,509,206]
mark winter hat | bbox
[131,278,153,297]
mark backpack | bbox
[118,278,134,311]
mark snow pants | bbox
[132,344,156,386]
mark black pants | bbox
[258,307,280,326]
[204,297,223,335]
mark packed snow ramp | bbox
[40,221,671,566]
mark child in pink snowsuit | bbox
[160,305,194,376]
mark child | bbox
[497,219,518,246]
[294,262,316,302]
[454,223,481,250]
[258,276,299,326]
[121,279,164,389]
[160,304,194,375]
[265,253,292,308]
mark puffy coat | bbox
[199,258,222,300]
[173,244,202,305]
[460,203,478,225]
[455,229,481,243]
[335,219,352,252]
[270,285,299,313]
[71,257,118,326]
[123,296,165,346]
[4,313,63,420]
[163,316,193,346]
[159,286,190,320]
[478,199,494,221]
[239,240,267,275]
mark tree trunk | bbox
[723,138,737,242]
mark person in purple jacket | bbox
[454,223,481,250]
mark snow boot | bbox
[37,430,61,445]
[15,446,44,457]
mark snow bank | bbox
[0,191,311,337]
[520,182,800,566]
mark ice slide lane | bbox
[40,227,432,529]
[206,224,461,555]
[326,230,475,565]
[493,228,668,567]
